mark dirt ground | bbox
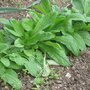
[0,0,90,90]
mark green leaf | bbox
[28,32,55,45]
[0,43,9,53]
[0,31,5,43]
[86,17,90,22]
[8,61,22,70]
[0,18,11,26]
[0,7,24,13]
[14,38,24,48]
[71,0,90,16]
[55,34,80,56]
[9,53,27,65]
[37,32,55,41]
[33,78,44,85]
[52,5,60,14]
[35,50,44,67]
[4,27,21,37]
[78,31,90,46]
[0,63,5,76]
[33,0,51,14]
[21,18,34,31]
[27,0,41,8]
[71,0,84,13]
[84,0,90,16]
[1,58,10,67]
[28,10,41,23]
[39,42,70,67]
[24,50,42,77]
[24,49,35,58]
[25,59,42,77]
[68,13,86,21]
[73,32,86,51]
[73,22,87,31]
[3,29,16,44]
[1,69,22,89]
[31,12,57,35]
[10,19,24,37]
[29,12,57,45]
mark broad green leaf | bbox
[73,33,86,51]
[86,24,90,31]
[14,38,24,48]
[1,69,21,89]
[0,18,11,26]
[31,12,57,35]
[45,16,66,32]
[27,0,41,8]
[28,12,57,45]
[37,32,55,41]
[35,50,44,67]
[39,42,70,67]
[5,46,20,55]
[62,7,85,22]
[64,20,74,33]
[71,0,84,13]
[10,19,24,37]
[28,10,41,23]
[84,0,90,16]
[24,50,42,76]
[21,18,34,31]
[4,27,21,37]
[9,53,27,65]
[28,32,55,45]
[78,31,90,46]
[33,0,51,14]
[0,63,5,76]
[24,49,35,58]
[25,59,42,77]
[0,43,9,53]
[86,17,90,22]
[0,30,5,43]
[71,0,90,16]
[73,22,87,31]
[52,5,60,14]
[9,61,22,70]
[68,13,86,21]
[54,15,66,24]
[55,34,80,56]
[3,29,16,44]
[24,50,44,67]
[1,58,10,67]
[40,0,51,14]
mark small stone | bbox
[65,73,71,79]
[26,14,29,17]
[5,86,9,90]
[56,80,62,84]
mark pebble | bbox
[65,73,71,79]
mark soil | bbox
[0,0,90,90]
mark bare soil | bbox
[0,0,90,90]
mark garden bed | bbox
[0,0,90,90]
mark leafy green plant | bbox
[0,0,90,89]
